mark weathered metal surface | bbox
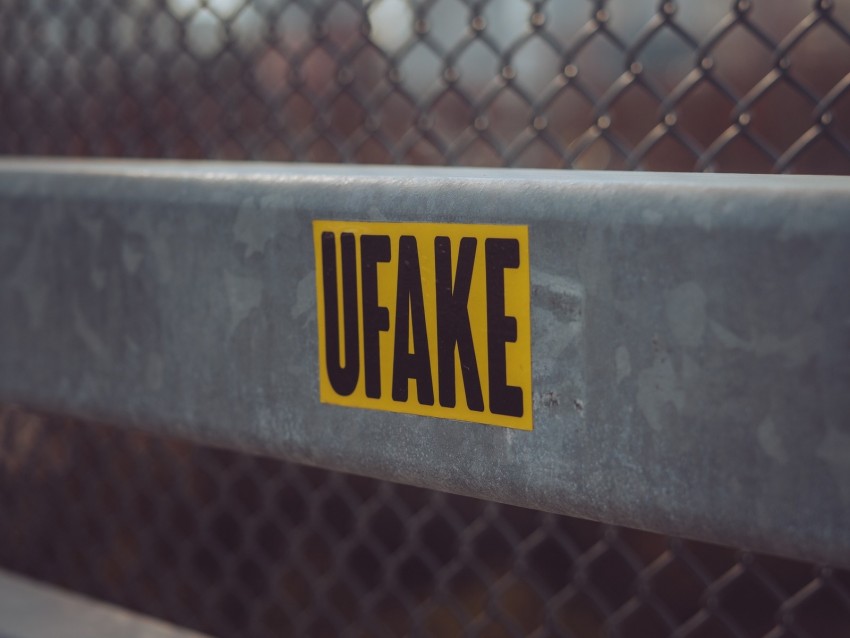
[0,160,848,566]
[0,568,211,638]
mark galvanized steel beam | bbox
[1,160,849,566]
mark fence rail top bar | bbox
[1,160,848,566]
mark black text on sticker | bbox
[313,221,532,430]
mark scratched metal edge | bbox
[0,160,849,567]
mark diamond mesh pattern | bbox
[1,0,849,171]
[2,1,850,637]
[2,406,850,637]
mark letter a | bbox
[392,236,434,405]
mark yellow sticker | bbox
[313,220,532,430]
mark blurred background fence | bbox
[2,0,850,172]
[2,1,850,636]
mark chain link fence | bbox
[2,0,850,636]
[2,406,850,638]
[1,0,850,171]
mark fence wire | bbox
[2,407,850,638]
[2,1,850,637]
[1,0,850,171]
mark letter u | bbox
[321,232,360,395]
